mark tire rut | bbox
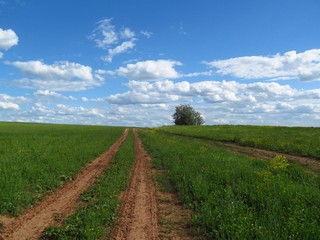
[218,142,320,173]
[111,128,158,240]
[0,129,129,240]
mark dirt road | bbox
[0,129,128,240]
[111,128,158,240]
[219,142,320,172]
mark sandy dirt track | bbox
[111,128,158,240]
[0,129,128,240]
[219,142,320,172]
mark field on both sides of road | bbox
[0,122,125,216]
[1,123,320,239]
[158,125,320,158]
[140,129,320,239]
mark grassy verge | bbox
[140,129,320,239]
[0,122,125,216]
[158,125,320,158]
[41,129,135,240]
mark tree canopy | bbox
[172,104,204,125]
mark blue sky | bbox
[1,0,320,126]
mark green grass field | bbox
[140,129,320,239]
[158,125,320,158]
[0,122,125,216]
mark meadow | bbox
[159,125,320,158]
[140,129,320,239]
[0,122,125,216]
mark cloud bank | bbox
[206,49,320,81]
[7,60,104,91]
[106,80,304,105]
[101,79,320,126]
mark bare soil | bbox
[111,128,158,240]
[0,129,128,240]
[219,142,320,173]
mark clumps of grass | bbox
[41,130,135,240]
[140,129,320,239]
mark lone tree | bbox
[172,104,204,125]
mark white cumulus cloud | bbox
[0,28,18,58]
[0,28,18,50]
[114,60,182,81]
[34,90,76,100]
[7,60,104,91]
[206,49,320,81]
[0,93,29,103]
[25,103,110,125]
[0,102,19,110]
[0,93,29,111]
[107,80,300,105]
[107,91,186,105]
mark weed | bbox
[270,155,289,173]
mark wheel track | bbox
[0,129,128,240]
[111,128,158,240]
[218,142,320,173]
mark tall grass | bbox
[140,129,320,239]
[0,122,125,216]
[42,129,135,239]
[159,125,320,158]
